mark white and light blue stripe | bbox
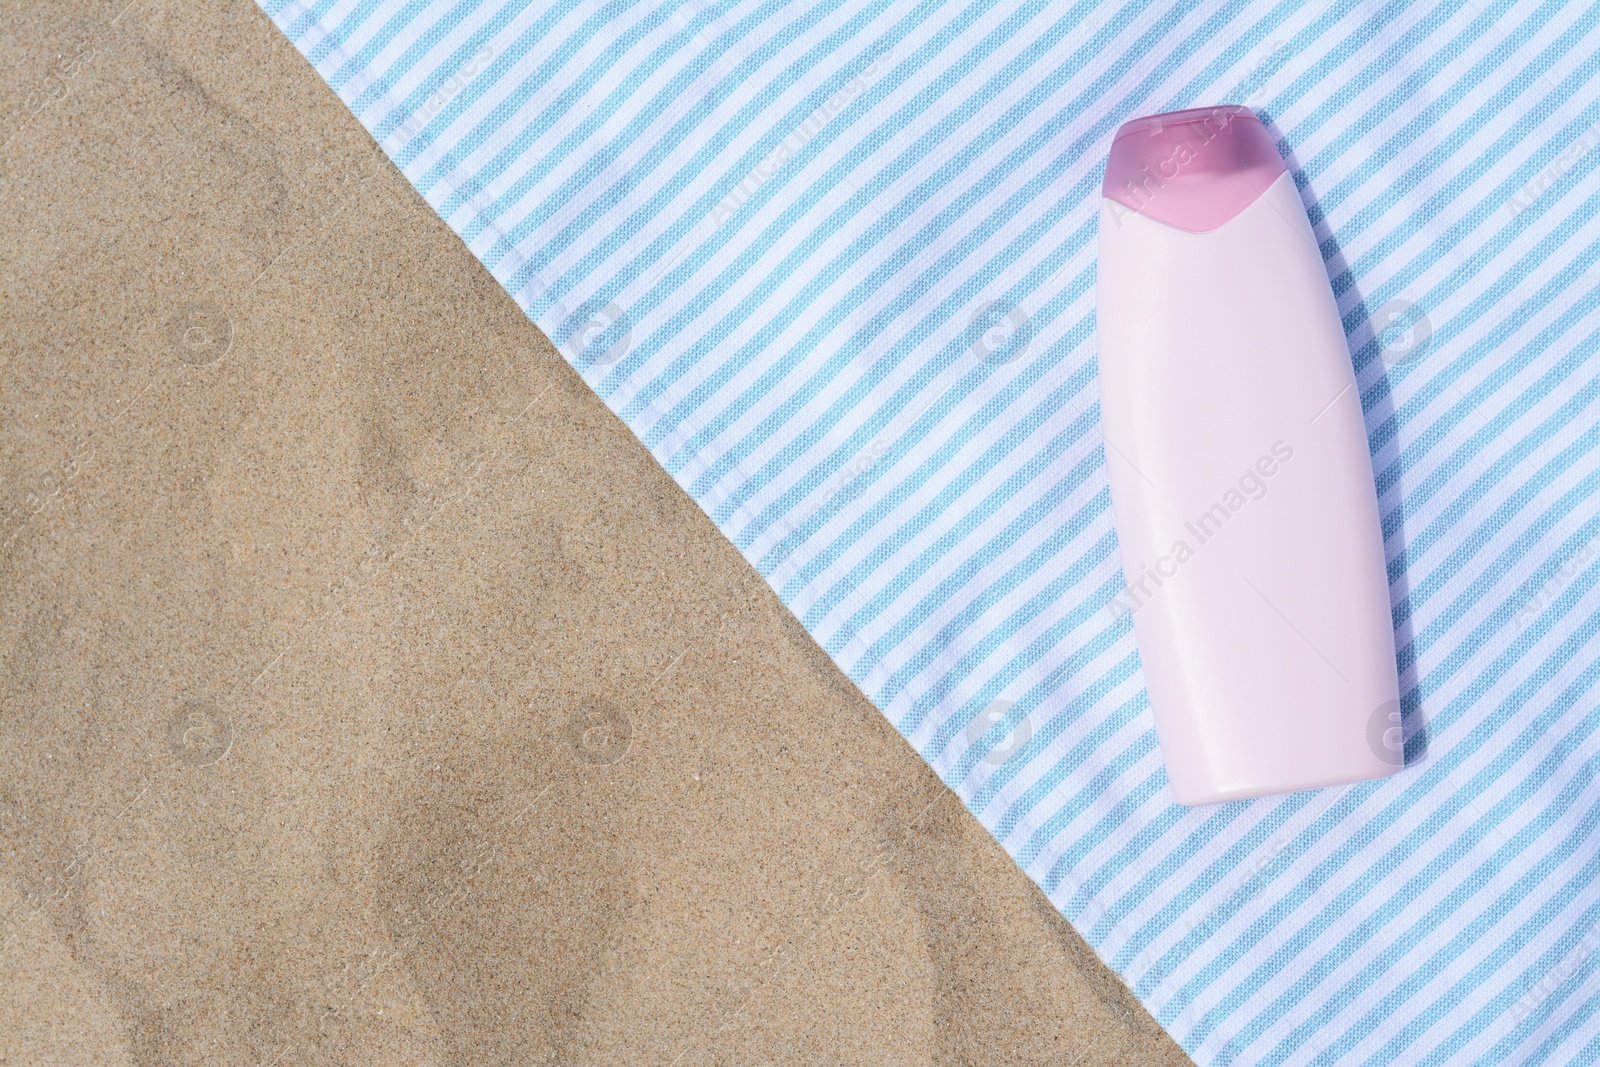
[262,0,1600,1062]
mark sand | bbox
[0,3,1194,1063]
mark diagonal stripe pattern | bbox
[262,1,1600,1062]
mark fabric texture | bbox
[260,1,1600,1062]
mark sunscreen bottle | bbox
[1095,105,1402,805]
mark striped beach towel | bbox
[260,0,1600,1062]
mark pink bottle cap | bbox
[1102,105,1286,233]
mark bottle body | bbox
[1096,107,1402,805]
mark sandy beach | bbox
[0,4,1193,1063]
